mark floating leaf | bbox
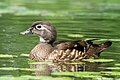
[52,72,101,78]
[82,59,114,62]
[75,72,101,78]
[85,38,120,42]
[101,71,120,76]
[91,39,120,42]
[65,62,85,65]
[20,54,29,57]
[28,60,52,64]
[52,72,74,77]
[0,67,44,71]
[106,67,120,70]
[67,34,84,38]
[115,64,120,66]
[0,75,72,80]
[0,60,14,62]
[20,68,45,71]
[0,67,19,70]
[21,75,72,80]
[0,54,17,58]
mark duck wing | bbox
[48,40,112,62]
[48,40,90,61]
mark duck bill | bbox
[20,27,33,35]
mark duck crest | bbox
[20,21,112,62]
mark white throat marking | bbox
[39,36,46,43]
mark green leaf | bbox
[101,71,120,76]
[0,75,73,80]
[28,60,52,64]
[106,67,120,70]
[82,59,114,62]
[0,54,18,58]
[52,72,101,78]
[115,64,120,66]
[0,67,19,70]
[0,67,44,71]
[67,34,84,38]
[20,53,29,57]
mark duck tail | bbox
[95,41,112,57]
[101,41,112,48]
[85,41,112,58]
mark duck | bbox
[20,21,112,62]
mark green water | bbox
[0,0,120,80]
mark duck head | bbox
[20,21,57,44]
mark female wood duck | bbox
[20,21,112,62]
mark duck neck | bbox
[39,36,54,45]
[39,36,46,43]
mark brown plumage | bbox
[20,21,112,62]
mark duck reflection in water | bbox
[29,62,102,76]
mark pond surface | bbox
[0,0,120,80]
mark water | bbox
[0,0,120,80]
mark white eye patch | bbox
[35,24,50,32]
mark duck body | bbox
[20,21,112,62]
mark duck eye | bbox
[35,25,42,30]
